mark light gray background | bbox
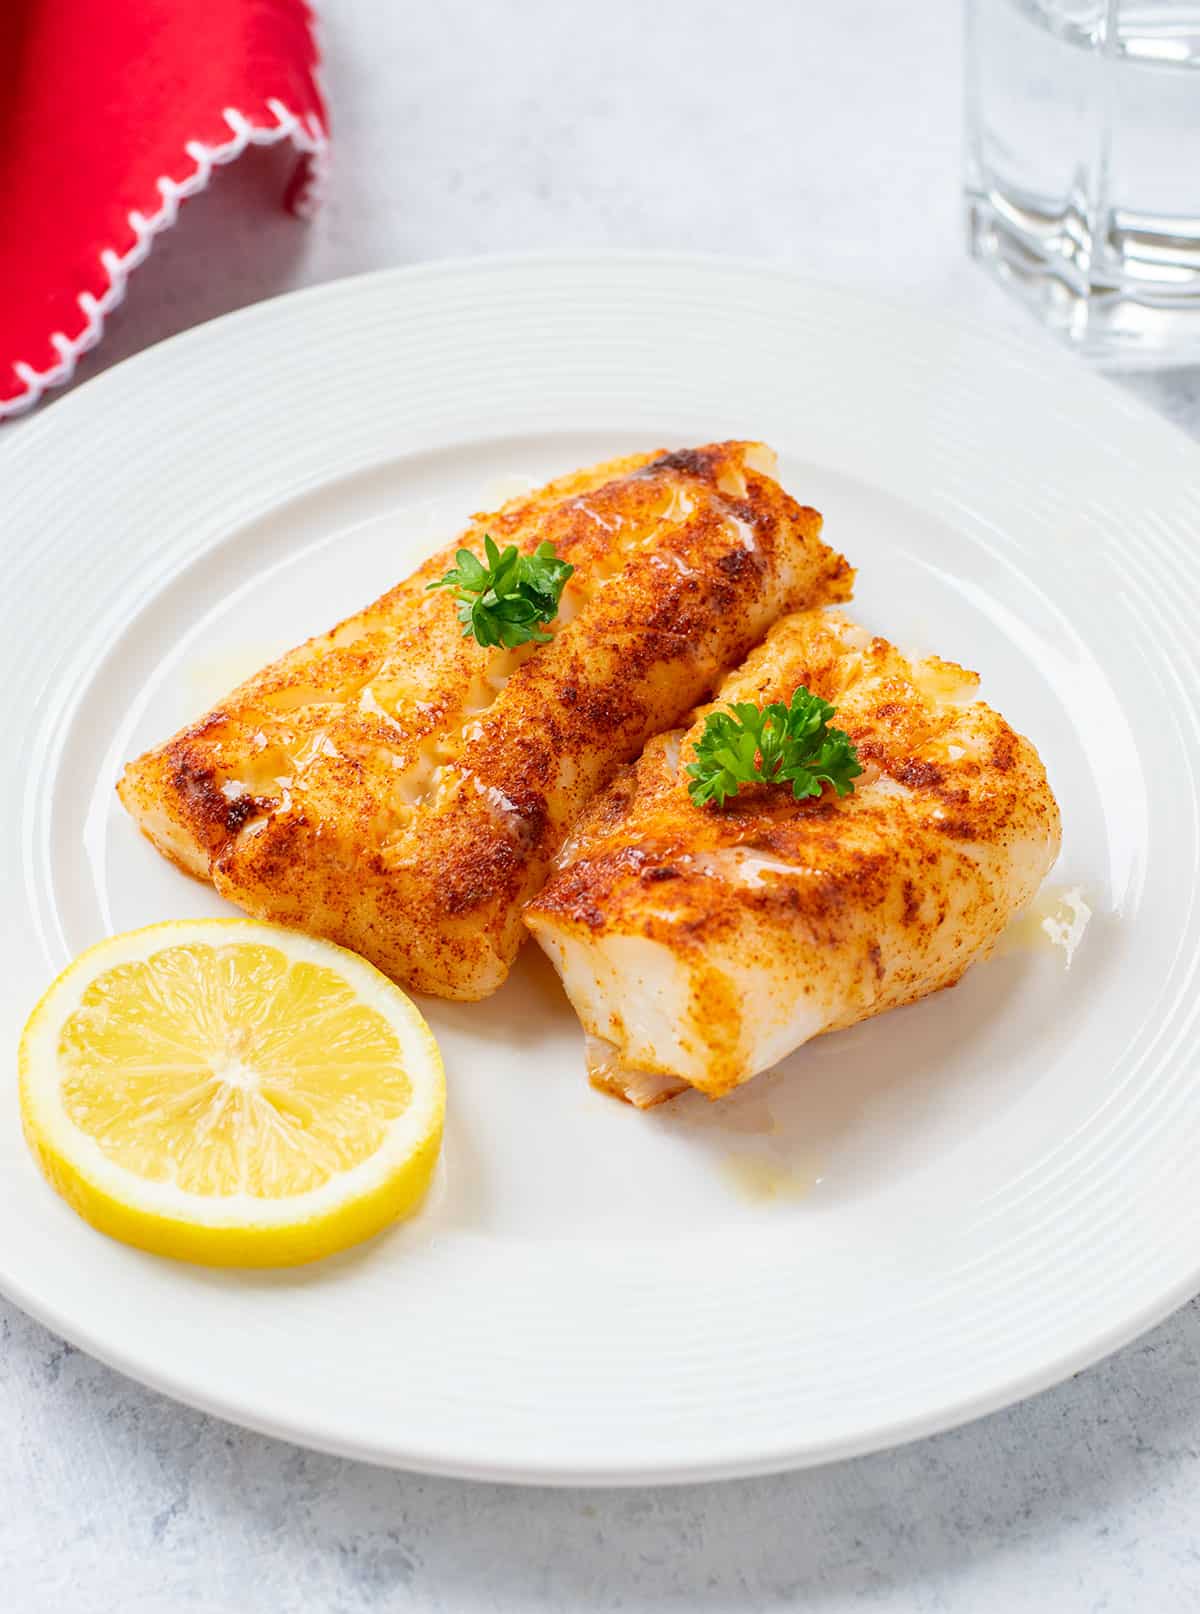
[5,3,1200,1609]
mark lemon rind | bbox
[18,919,446,1266]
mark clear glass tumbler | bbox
[966,2,1200,365]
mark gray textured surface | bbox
[5,2,1200,1608]
[6,1300,1200,1612]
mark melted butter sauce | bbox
[186,645,285,711]
[659,1077,823,1206]
[998,883,1093,967]
[720,1151,820,1202]
[479,473,539,506]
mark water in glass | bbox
[966,2,1200,363]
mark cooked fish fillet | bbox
[119,442,853,1000]
[525,607,1062,1104]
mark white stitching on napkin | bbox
[0,101,330,421]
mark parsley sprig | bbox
[427,535,574,649]
[686,687,863,809]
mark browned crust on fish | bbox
[119,443,852,998]
[526,609,1062,1097]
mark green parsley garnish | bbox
[427,534,574,649]
[686,687,863,809]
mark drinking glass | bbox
[966,2,1200,364]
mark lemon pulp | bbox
[19,921,445,1266]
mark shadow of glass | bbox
[1111,366,1200,438]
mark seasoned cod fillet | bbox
[525,607,1061,1103]
[119,443,852,1000]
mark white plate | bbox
[3,254,1199,1485]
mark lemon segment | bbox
[19,921,445,1266]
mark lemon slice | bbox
[18,920,445,1267]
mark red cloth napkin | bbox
[0,1,328,419]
